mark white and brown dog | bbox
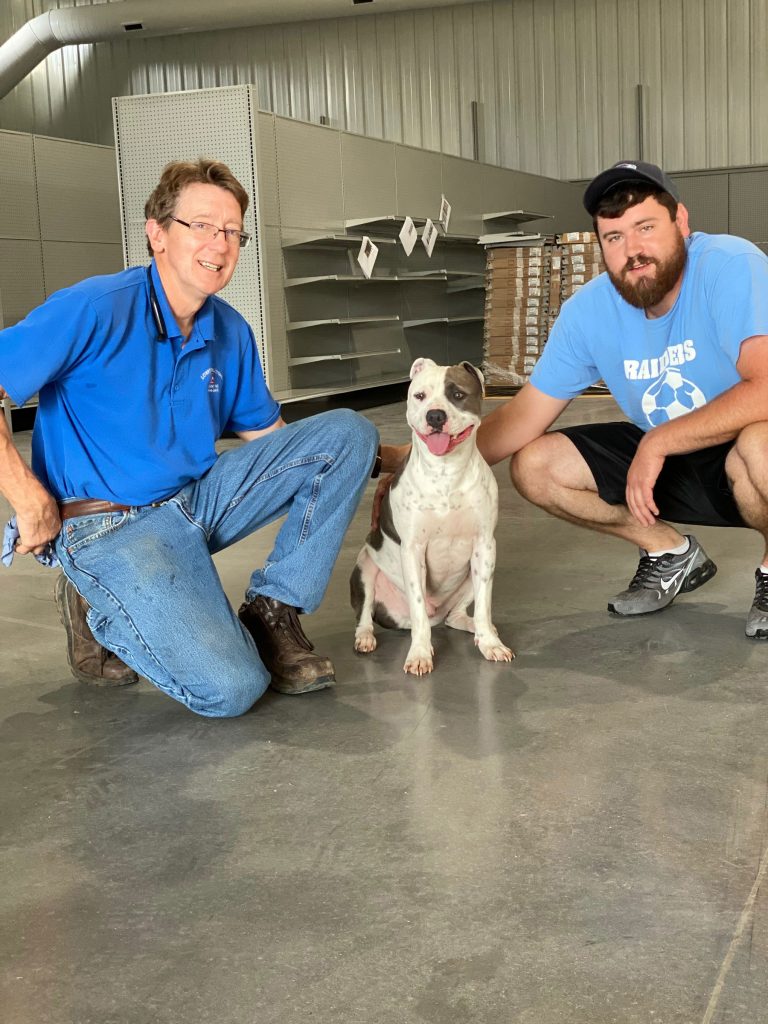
[351,357,513,675]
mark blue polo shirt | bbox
[0,262,281,504]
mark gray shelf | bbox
[284,274,400,287]
[282,233,398,250]
[286,315,401,331]
[403,316,484,328]
[344,214,428,229]
[289,348,401,367]
[483,210,554,224]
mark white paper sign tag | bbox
[357,236,379,278]
[438,194,451,233]
[399,216,418,255]
[422,218,438,257]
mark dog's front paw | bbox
[354,628,377,654]
[404,644,434,675]
[476,634,515,662]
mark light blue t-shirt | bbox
[0,262,281,504]
[530,232,768,431]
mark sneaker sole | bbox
[607,559,718,616]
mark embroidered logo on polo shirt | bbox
[201,367,223,394]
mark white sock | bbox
[647,537,690,559]
[759,566,768,575]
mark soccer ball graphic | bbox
[641,368,706,427]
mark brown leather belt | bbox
[58,499,132,520]
[58,498,168,520]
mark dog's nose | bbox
[426,409,447,430]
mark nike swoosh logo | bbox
[659,568,686,592]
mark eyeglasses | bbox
[169,216,251,249]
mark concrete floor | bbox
[2,393,768,1024]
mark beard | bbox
[607,231,687,310]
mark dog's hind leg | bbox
[351,549,379,653]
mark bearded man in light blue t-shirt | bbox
[476,160,768,638]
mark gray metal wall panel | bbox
[727,0,752,166]
[0,240,45,327]
[671,173,729,236]
[728,171,768,244]
[394,145,443,219]
[415,9,442,154]
[0,131,39,240]
[357,18,384,140]
[751,0,768,164]
[341,134,397,221]
[510,0,538,174]
[682,0,706,170]
[396,13,421,148]
[616,0,641,161]
[553,0,579,181]
[339,18,365,136]
[377,15,403,144]
[34,137,120,244]
[454,3,478,162]
[473,3,497,166]
[704,0,729,168]
[42,241,123,296]
[275,117,343,230]
[637,0,663,164]
[8,0,768,182]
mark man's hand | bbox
[14,494,61,555]
[625,435,665,527]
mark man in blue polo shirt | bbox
[0,158,380,717]
[476,160,768,637]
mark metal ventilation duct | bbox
[0,0,483,100]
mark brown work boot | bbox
[54,574,138,687]
[238,595,335,695]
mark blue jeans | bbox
[54,410,379,718]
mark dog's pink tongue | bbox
[425,431,452,456]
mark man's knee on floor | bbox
[191,671,270,718]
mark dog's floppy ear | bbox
[410,357,437,379]
[461,361,485,396]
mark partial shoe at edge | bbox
[745,569,768,639]
[54,574,139,686]
[238,594,335,694]
[608,534,717,616]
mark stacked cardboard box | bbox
[483,232,604,389]
[557,231,603,304]
[482,243,553,386]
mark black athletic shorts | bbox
[557,421,747,529]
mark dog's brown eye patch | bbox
[452,390,466,401]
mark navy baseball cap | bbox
[583,160,680,216]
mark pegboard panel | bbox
[0,239,45,325]
[341,133,396,222]
[671,173,729,235]
[42,241,123,297]
[728,169,768,244]
[34,137,121,243]
[0,131,39,240]
[112,85,268,367]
